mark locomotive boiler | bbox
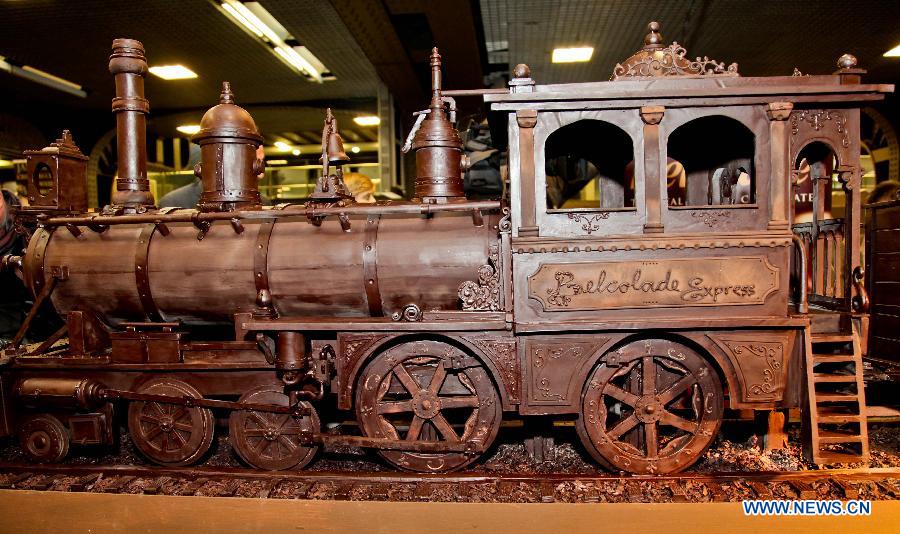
[0,24,893,475]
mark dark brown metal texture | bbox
[108,39,155,211]
[192,82,264,212]
[22,130,88,212]
[411,48,465,201]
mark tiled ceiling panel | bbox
[0,0,380,112]
[480,0,900,84]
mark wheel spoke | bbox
[249,412,269,428]
[430,413,458,441]
[642,357,656,395]
[243,428,268,436]
[660,411,698,433]
[252,436,269,455]
[658,375,695,405]
[405,416,425,440]
[151,403,165,416]
[393,364,422,395]
[170,408,186,423]
[377,400,414,414]
[140,414,162,424]
[428,364,447,394]
[644,422,659,458]
[607,413,639,439]
[173,422,194,432]
[170,429,187,447]
[603,385,641,408]
[144,425,163,441]
[438,396,480,409]
[278,435,298,452]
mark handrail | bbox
[791,234,809,313]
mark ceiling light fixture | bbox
[0,159,12,168]
[267,159,288,165]
[0,54,86,97]
[353,116,380,126]
[218,0,331,82]
[176,124,202,135]
[884,45,900,58]
[149,65,198,80]
[551,46,594,63]
[291,149,301,156]
[274,141,292,152]
[351,146,360,154]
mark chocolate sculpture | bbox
[0,23,892,474]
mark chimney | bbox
[108,38,155,211]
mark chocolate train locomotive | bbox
[0,24,893,474]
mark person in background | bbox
[342,172,376,203]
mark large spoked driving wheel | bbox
[229,385,320,471]
[355,340,502,472]
[128,378,215,467]
[577,339,723,474]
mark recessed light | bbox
[353,116,380,126]
[0,159,12,167]
[274,141,292,152]
[267,159,288,165]
[552,47,594,63]
[351,146,360,154]
[176,124,201,135]
[884,45,900,57]
[149,65,198,80]
[291,149,301,156]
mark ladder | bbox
[803,323,869,464]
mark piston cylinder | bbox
[15,378,107,410]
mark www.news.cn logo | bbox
[743,500,872,516]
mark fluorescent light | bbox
[552,47,594,63]
[267,159,288,165]
[291,149,301,156]
[351,146,360,154]
[149,65,198,80]
[885,45,900,57]
[176,124,201,135]
[353,116,380,126]
[0,54,86,98]
[0,159,12,168]
[218,1,329,82]
[274,141,292,152]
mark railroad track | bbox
[0,463,898,503]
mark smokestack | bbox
[108,38,155,211]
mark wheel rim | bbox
[128,378,214,467]
[355,340,501,472]
[19,415,69,463]
[578,339,723,474]
[229,385,320,471]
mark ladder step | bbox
[811,334,854,343]
[818,415,862,423]
[818,428,862,439]
[813,374,857,383]
[813,354,857,363]
[818,434,864,444]
[815,451,867,464]
[815,393,860,403]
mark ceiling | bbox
[481,0,900,85]
[0,0,898,160]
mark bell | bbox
[322,130,350,165]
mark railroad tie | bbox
[496,480,517,502]
[369,483,390,500]
[539,481,556,503]
[181,477,209,496]
[669,484,689,503]
[414,482,433,501]
[99,475,135,494]
[142,476,171,495]
[748,481,773,499]
[257,478,282,499]
[787,480,817,500]
[0,472,33,489]
[70,473,102,492]
[220,479,242,497]
[29,475,58,491]
[332,483,354,500]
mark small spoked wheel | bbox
[19,414,69,463]
[128,378,214,467]
[229,385,320,471]
[355,340,501,472]
[577,338,723,474]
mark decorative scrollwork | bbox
[567,212,610,234]
[498,207,512,233]
[727,342,783,397]
[458,244,501,311]
[790,109,849,148]
[691,210,731,227]
[612,41,738,80]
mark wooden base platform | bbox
[1,489,897,534]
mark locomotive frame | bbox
[0,23,893,475]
